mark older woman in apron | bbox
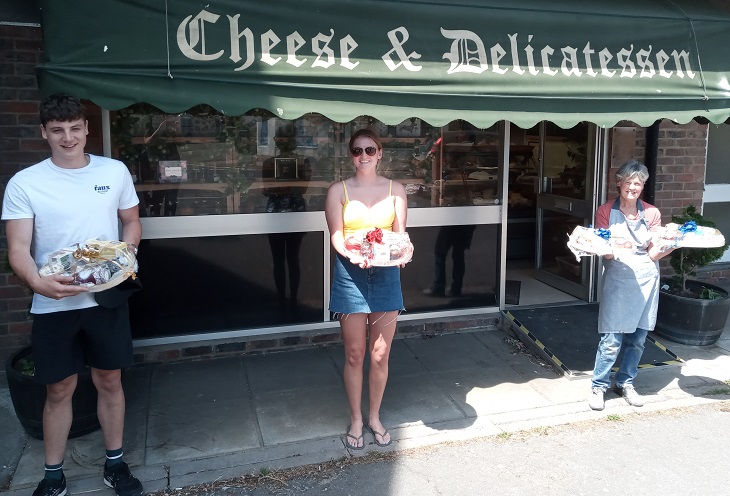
[589,160,675,411]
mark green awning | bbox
[37,0,730,128]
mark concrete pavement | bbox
[1,322,729,495]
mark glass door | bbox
[534,122,603,301]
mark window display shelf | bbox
[136,182,236,215]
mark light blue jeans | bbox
[591,328,649,390]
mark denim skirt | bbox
[329,253,404,314]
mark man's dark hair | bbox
[39,94,86,126]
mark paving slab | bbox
[146,397,260,464]
[404,333,504,372]
[150,356,248,408]
[432,366,554,416]
[527,374,596,404]
[379,374,467,427]
[121,365,152,413]
[636,362,712,394]
[71,411,145,468]
[245,348,341,393]
[0,389,25,490]
[253,384,349,445]
[9,437,44,488]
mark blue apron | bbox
[597,199,660,333]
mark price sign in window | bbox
[159,160,188,183]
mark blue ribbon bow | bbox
[678,220,697,233]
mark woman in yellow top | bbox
[325,128,410,450]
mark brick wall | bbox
[650,120,730,290]
[607,120,707,225]
[653,120,708,223]
[0,25,106,363]
[0,24,46,361]
[653,120,710,276]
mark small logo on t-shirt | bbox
[95,185,111,194]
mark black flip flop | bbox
[366,424,392,447]
[343,424,364,450]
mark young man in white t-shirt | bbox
[2,94,143,496]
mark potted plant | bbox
[654,205,730,346]
[5,346,101,440]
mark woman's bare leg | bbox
[340,313,368,448]
[367,311,398,445]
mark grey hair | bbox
[615,159,649,184]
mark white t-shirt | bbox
[2,155,139,314]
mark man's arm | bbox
[118,205,142,253]
[5,218,87,299]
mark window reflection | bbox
[128,233,325,338]
[111,107,514,216]
[539,210,586,284]
[329,225,500,316]
[526,122,592,201]
[400,225,500,312]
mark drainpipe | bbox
[644,121,659,204]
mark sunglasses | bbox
[350,146,378,157]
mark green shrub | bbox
[669,205,728,296]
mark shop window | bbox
[327,224,500,315]
[522,122,592,202]
[413,120,506,208]
[129,233,325,337]
[704,124,730,263]
[111,106,515,216]
[400,224,500,311]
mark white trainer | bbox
[588,387,605,411]
[614,383,644,407]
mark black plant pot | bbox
[654,279,730,346]
[5,347,101,440]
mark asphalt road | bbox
[156,401,730,496]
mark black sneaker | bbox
[103,462,143,496]
[32,475,67,496]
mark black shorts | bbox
[31,303,133,385]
